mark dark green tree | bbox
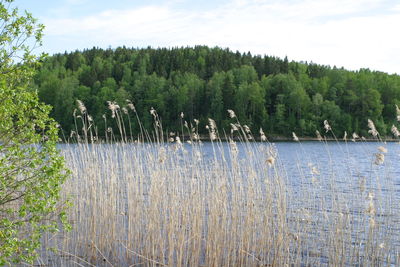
[32,46,400,138]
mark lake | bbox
[37,141,400,266]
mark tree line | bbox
[32,46,400,139]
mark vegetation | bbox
[36,110,400,266]
[3,1,400,265]
[0,0,68,264]
[33,46,400,139]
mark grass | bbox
[33,103,400,266]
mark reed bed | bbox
[33,104,400,266]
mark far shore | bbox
[60,134,400,144]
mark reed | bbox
[34,103,399,266]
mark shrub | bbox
[0,0,69,264]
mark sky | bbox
[17,0,400,74]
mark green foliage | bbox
[33,46,400,138]
[0,0,69,264]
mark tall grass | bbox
[35,102,400,266]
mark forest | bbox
[32,45,400,139]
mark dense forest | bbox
[32,46,400,139]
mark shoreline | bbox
[58,135,400,144]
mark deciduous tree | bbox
[0,1,68,264]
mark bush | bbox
[0,0,69,264]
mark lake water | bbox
[38,141,400,266]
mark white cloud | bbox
[44,6,187,40]
[42,0,400,74]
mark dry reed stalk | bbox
[35,139,399,267]
[32,108,400,267]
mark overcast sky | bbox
[18,0,400,74]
